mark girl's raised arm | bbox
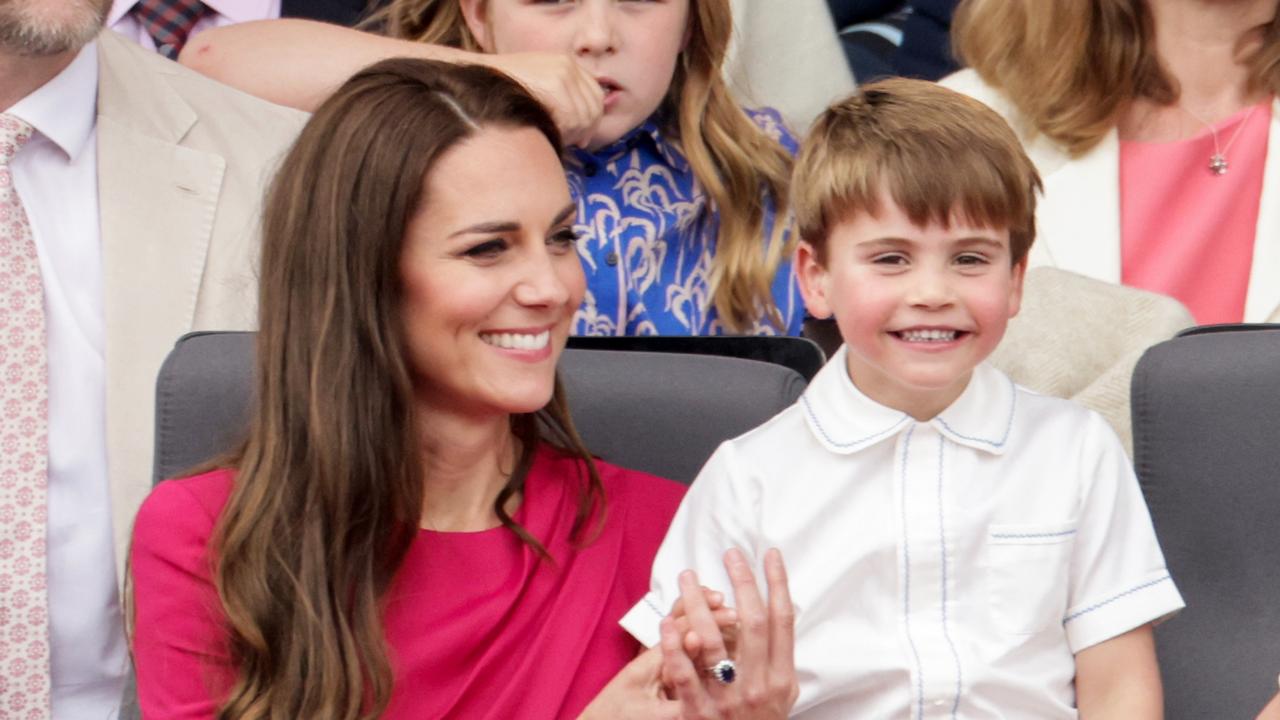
[179,19,604,146]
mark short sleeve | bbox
[618,442,762,647]
[1063,415,1185,653]
[130,475,235,719]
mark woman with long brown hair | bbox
[943,0,1280,325]
[175,0,804,337]
[127,58,796,719]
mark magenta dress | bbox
[129,444,686,719]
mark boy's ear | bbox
[795,240,834,320]
[1007,259,1028,319]
[459,0,496,52]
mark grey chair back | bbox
[1131,324,1280,719]
[153,331,809,485]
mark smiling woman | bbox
[122,58,768,720]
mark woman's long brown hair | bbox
[212,58,603,720]
[953,0,1280,157]
[367,0,795,332]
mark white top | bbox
[108,0,281,56]
[621,346,1184,719]
[6,43,130,719]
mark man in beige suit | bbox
[0,2,304,715]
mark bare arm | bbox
[1075,624,1163,719]
[179,20,604,146]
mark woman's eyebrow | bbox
[448,221,520,238]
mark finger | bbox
[671,607,738,638]
[668,588,728,619]
[678,569,730,669]
[660,617,716,719]
[764,547,798,698]
[724,548,769,692]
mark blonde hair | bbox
[793,78,1041,265]
[953,0,1280,156]
[367,0,794,332]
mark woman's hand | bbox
[480,52,604,149]
[578,587,738,720]
[662,548,798,719]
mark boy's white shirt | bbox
[621,346,1184,719]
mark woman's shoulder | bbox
[593,456,687,521]
[534,444,686,524]
[134,467,237,543]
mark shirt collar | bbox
[570,114,689,173]
[6,41,98,162]
[109,0,273,26]
[801,346,1018,456]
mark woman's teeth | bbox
[897,329,958,343]
[481,331,550,351]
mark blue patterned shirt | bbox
[567,109,804,336]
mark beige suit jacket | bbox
[95,30,306,580]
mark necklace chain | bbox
[1180,103,1260,176]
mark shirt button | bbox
[582,161,598,177]
[605,251,619,266]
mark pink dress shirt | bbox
[1120,102,1272,324]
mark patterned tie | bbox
[129,0,208,60]
[0,114,50,719]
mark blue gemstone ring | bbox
[706,658,737,685]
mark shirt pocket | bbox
[986,521,1077,635]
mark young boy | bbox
[620,79,1184,718]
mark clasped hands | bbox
[582,548,798,720]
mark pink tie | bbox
[0,113,51,719]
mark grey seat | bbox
[152,331,810,485]
[1131,324,1280,719]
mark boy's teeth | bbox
[898,329,958,343]
[481,330,550,350]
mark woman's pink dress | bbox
[130,444,685,719]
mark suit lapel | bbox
[1249,99,1280,322]
[1036,131,1122,283]
[96,31,226,573]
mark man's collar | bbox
[802,346,1018,456]
[6,42,97,162]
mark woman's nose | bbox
[514,248,572,308]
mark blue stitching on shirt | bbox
[1062,574,1173,624]
[991,529,1078,540]
[644,595,665,621]
[900,427,926,720]
[802,394,908,449]
[934,375,1018,448]
[937,436,963,718]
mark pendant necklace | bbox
[1180,103,1260,176]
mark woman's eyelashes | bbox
[462,238,509,259]
[549,227,579,251]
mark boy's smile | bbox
[797,195,1025,421]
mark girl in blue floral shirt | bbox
[182,0,806,336]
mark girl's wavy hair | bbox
[366,0,795,332]
[953,0,1280,157]
[210,57,603,720]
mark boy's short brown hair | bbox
[793,78,1042,265]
